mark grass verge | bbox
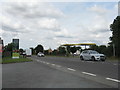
[46,55,79,58]
[1,57,32,64]
[107,56,120,61]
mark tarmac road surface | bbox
[2,56,120,88]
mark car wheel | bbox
[80,56,84,60]
[91,56,95,61]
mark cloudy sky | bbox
[0,0,118,50]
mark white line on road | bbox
[55,65,61,67]
[82,72,96,76]
[51,64,55,66]
[46,62,50,64]
[106,78,120,83]
[113,64,117,65]
[67,68,76,71]
[42,61,46,63]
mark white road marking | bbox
[82,72,96,76]
[113,64,117,65]
[51,64,55,66]
[106,78,120,83]
[42,61,46,63]
[46,62,50,64]
[55,65,61,67]
[67,68,76,71]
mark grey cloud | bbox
[2,24,28,33]
[24,11,63,19]
[45,37,53,40]
[79,39,101,45]
[55,35,73,38]
[2,25,20,33]
[40,27,60,31]
[118,2,120,16]
[5,3,64,19]
[91,29,109,34]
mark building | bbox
[12,39,19,50]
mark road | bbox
[2,56,120,88]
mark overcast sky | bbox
[0,0,118,50]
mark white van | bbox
[25,49,32,57]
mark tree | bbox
[89,45,107,56]
[98,45,107,54]
[52,49,58,55]
[34,44,44,54]
[66,46,71,56]
[58,47,66,55]
[70,46,77,54]
[66,46,71,53]
[19,48,24,55]
[30,47,34,55]
[44,50,49,55]
[110,16,120,57]
[89,45,99,51]
[76,47,81,50]
[4,43,13,51]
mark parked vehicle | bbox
[25,49,32,57]
[80,50,106,61]
[37,52,44,57]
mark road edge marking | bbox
[51,64,55,66]
[82,72,96,76]
[106,78,120,83]
[67,68,76,71]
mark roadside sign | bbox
[12,39,19,59]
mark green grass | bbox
[1,57,32,64]
[107,56,120,61]
[45,55,79,58]
[12,52,19,57]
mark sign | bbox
[12,39,19,59]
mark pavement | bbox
[2,55,120,88]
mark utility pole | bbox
[113,43,115,57]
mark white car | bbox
[37,52,44,57]
[80,50,106,61]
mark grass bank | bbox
[1,57,32,64]
[46,55,79,58]
[107,56,120,61]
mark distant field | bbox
[1,57,32,64]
